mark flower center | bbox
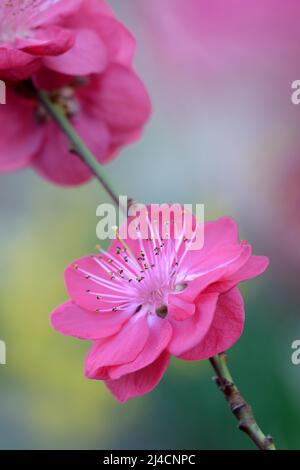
[131,255,182,315]
[155,304,168,319]
[35,80,88,123]
[74,219,199,319]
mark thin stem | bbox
[36,89,125,212]
[209,352,276,450]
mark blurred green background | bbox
[1,0,300,449]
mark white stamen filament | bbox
[75,217,202,315]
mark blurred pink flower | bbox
[51,208,268,403]
[138,0,300,90]
[0,0,151,185]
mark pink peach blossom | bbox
[0,0,151,185]
[51,209,268,403]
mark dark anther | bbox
[156,304,168,318]
[134,305,143,314]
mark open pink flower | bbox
[51,208,268,403]
[0,0,151,185]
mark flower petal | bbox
[168,296,195,321]
[181,244,252,301]
[50,300,131,340]
[180,217,239,272]
[43,29,108,75]
[179,287,245,361]
[0,88,43,171]
[66,0,135,64]
[96,64,151,132]
[109,316,172,379]
[168,292,219,356]
[215,255,269,293]
[0,48,40,81]
[32,115,110,186]
[19,26,75,56]
[105,350,170,403]
[96,17,136,65]
[85,314,150,377]
[204,217,239,248]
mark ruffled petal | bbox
[96,64,151,132]
[180,217,239,272]
[96,17,136,65]
[105,350,170,403]
[43,29,108,75]
[181,244,252,301]
[85,314,150,378]
[19,26,75,56]
[179,287,245,361]
[65,0,135,65]
[204,217,239,248]
[168,296,195,321]
[215,255,269,293]
[109,316,172,379]
[168,292,219,356]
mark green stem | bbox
[209,353,276,450]
[36,89,125,212]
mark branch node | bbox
[209,354,277,450]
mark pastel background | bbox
[1,0,300,449]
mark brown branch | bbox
[209,352,276,450]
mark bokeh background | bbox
[1,0,300,449]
